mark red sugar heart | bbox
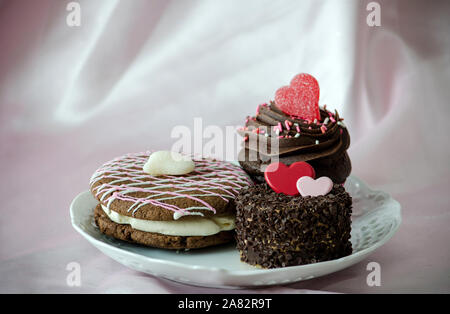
[274,73,320,121]
[264,161,316,196]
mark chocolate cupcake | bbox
[237,73,351,184]
[235,180,352,268]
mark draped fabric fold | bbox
[0,0,449,293]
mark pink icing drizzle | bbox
[90,152,253,218]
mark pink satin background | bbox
[0,0,449,293]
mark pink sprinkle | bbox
[328,112,336,123]
[284,120,291,130]
[308,126,312,130]
[278,122,283,131]
[244,136,249,142]
[320,125,327,134]
[245,118,249,124]
[278,135,284,139]
[296,125,301,133]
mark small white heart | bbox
[296,176,333,197]
[143,151,195,176]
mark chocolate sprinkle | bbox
[235,183,352,268]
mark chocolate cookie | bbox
[94,204,234,249]
[90,152,253,249]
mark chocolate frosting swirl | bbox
[237,102,350,162]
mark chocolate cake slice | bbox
[235,183,352,268]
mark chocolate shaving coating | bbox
[235,183,352,268]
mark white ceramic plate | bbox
[70,175,401,288]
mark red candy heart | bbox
[274,73,320,121]
[264,162,316,196]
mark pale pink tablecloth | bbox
[1,0,449,293]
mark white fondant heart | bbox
[143,151,195,176]
[296,176,333,197]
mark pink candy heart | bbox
[296,176,333,197]
[264,162,315,196]
[274,73,320,121]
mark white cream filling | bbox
[101,205,235,236]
